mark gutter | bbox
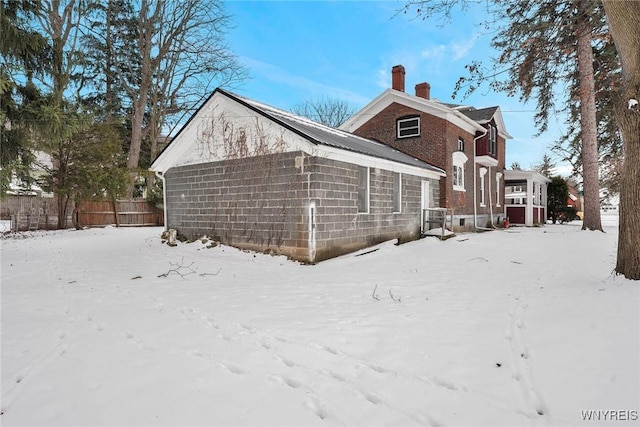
[154,171,168,231]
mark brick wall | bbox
[165,151,439,263]
[351,103,508,231]
[351,102,476,217]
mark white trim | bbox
[318,144,444,179]
[452,151,468,192]
[357,166,370,214]
[308,201,316,260]
[392,172,402,213]
[340,89,485,135]
[397,116,420,138]
[421,180,430,233]
[496,172,502,207]
[150,90,445,181]
[479,167,487,207]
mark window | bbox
[392,172,401,213]
[496,172,502,207]
[479,167,487,207]
[452,151,468,192]
[453,165,463,187]
[397,116,420,138]
[357,166,369,213]
[489,124,497,155]
[457,137,465,151]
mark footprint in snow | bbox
[222,363,245,375]
[270,375,302,389]
[304,398,329,421]
[277,356,296,368]
[361,391,382,405]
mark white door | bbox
[421,181,430,233]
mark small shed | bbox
[504,170,550,226]
[150,89,445,263]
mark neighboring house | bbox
[504,170,550,226]
[340,65,511,232]
[567,182,583,217]
[150,88,445,263]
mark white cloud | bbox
[420,34,478,63]
[240,56,371,106]
[450,36,476,60]
[421,45,447,59]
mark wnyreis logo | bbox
[581,410,638,421]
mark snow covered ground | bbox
[1,213,638,426]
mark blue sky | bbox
[224,0,570,171]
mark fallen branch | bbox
[371,284,380,301]
[199,268,222,277]
[389,289,401,303]
[158,257,197,279]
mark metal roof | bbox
[222,89,445,174]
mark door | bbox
[421,180,430,233]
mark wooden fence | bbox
[1,195,70,231]
[77,200,164,227]
[1,196,163,231]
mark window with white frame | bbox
[357,166,369,213]
[392,172,401,213]
[397,116,420,138]
[453,165,463,187]
[496,172,502,207]
[457,137,465,151]
[479,167,487,206]
[452,151,468,192]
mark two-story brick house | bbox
[340,65,511,231]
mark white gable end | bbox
[151,92,312,173]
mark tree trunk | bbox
[602,0,640,280]
[125,0,153,197]
[575,0,602,231]
[615,110,640,279]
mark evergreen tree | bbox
[533,153,556,177]
[601,0,640,280]
[403,0,608,231]
[0,0,49,193]
[547,176,571,224]
[510,162,523,171]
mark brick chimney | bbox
[391,65,405,92]
[415,82,431,100]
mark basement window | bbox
[397,116,420,138]
[357,166,370,213]
[392,172,402,213]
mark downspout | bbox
[154,171,168,231]
[473,128,492,231]
[487,165,496,228]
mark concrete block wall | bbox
[308,156,440,262]
[164,151,309,260]
[164,151,440,263]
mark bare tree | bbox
[601,0,640,280]
[117,0,246,195]
[291,97,356,128]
